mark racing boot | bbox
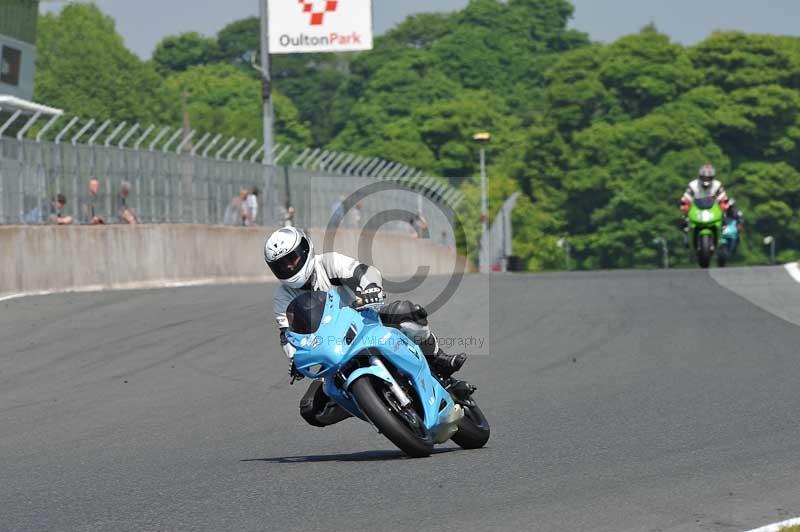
[446,379,477,402]
[299,380,352,428]
[431,350,468,378]
[418,334,467,379]
[379,300,467,378]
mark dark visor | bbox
[268,237,310,280]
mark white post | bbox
[118,123,140,149]
[134,125,156,150]
[190,132,212,156]
[480,146,487,257]
[71,119,95,146]
[16,111,41,140]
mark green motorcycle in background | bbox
[688,196,723,268]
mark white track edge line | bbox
[0,278,276,303]
[785,262,800,283]
[743,516,800,532]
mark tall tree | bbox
[164,64,311,146]
[34,3,177,124]
[153,32,220,75]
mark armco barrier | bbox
[0,225,462,300]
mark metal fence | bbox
[0,114,463,246]
[479,192,520,272]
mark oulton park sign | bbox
[269,0,374,54]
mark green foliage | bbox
[34,3,178,124]
[272,54,354,146]
[165,64,311,146]
[153,32,220,74]
[599,32,702,117]
[216,16,260,64]
[34,5,309,146]
[509,28,800,270]
[32,1,800,270]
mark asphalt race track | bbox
[2,268,800,532]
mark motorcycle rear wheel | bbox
[717,244,728,268]
[351,376,433,458]
[451,402,490,450]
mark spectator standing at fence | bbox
[412,213,428,237]
[82,178,105,225]
[239,188,251,225]
[24,193,73,225]
[115,181,137,224]
[246,187,259,226]
[345,201,363,228]
[329,196,346,227]
[224,189,247,225]
[283,205,295,228]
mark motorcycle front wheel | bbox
[697,234,713,269]
[717,243,728,268]
[350,376,433,458]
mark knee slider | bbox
[380,300,428,326]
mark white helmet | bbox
[698,164,716,188]
[264,227,316,288]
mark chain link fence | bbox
[0,114,463,246]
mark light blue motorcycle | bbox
[286,290,490,458]
[717,217,740,268]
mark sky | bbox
[41,0,800,59]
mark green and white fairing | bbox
[688,196,723,269]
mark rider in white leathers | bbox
[680,163,729,211]
[264,227,467,427]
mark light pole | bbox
[473,132,491,272]
[764,235,776,265]
[258,0,277,224]
[557,237,571,271]
[652,237,669,269]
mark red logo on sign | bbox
[298,0,338,26]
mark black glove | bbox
[354,283,386,309]
[288,359,304,384]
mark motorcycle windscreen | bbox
[693,196,717,209]
[286,291,328,334]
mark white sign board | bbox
[269,0,373,54]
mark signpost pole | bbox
[261,0,373,224]
[259,0,277,225]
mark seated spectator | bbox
[24,193,73,225]
[116,181,137,224]
[82,178,105,225]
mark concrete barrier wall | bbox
[0,225,463,299]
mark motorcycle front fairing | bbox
[721,218,739,241]
[688,198,723,241]
[286,290,459,436]
[341,317,458,435]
